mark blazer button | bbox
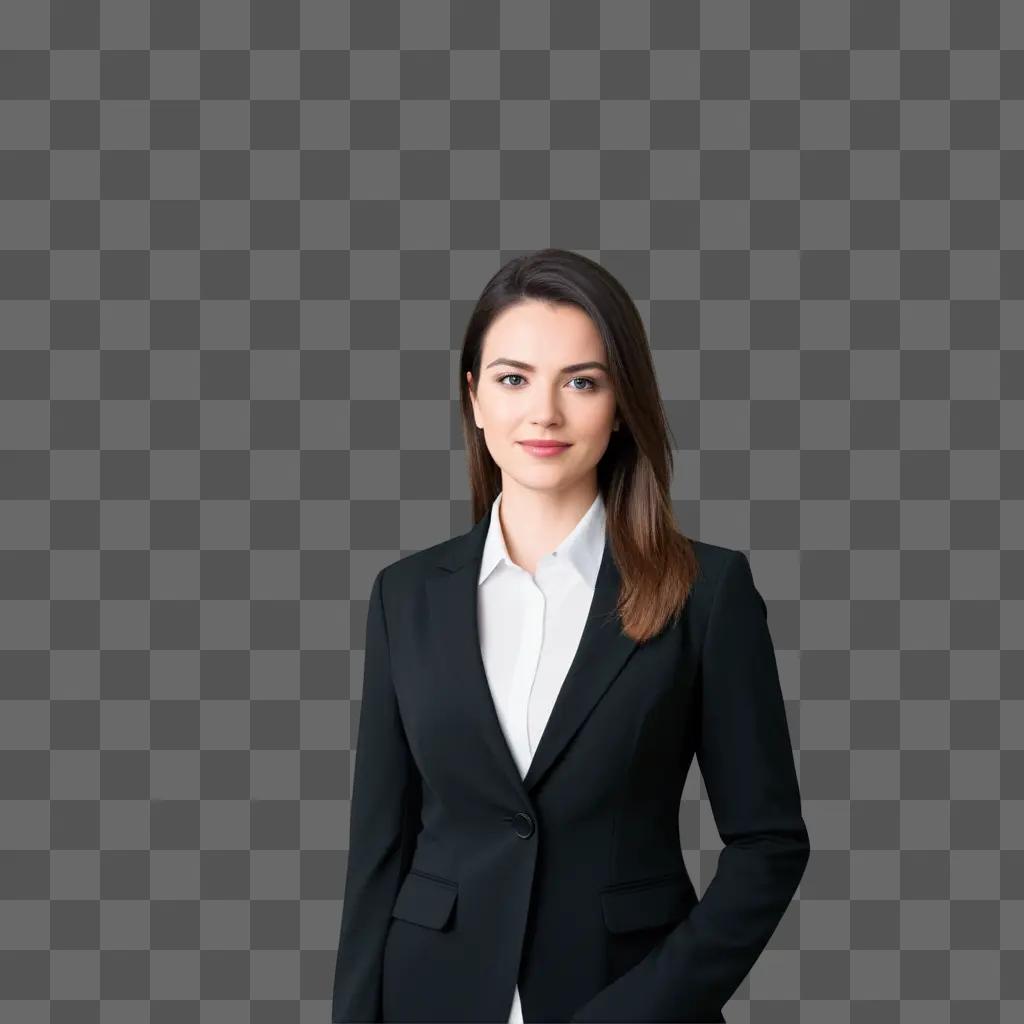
[512,812,535,838]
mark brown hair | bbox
[459,247,700,644]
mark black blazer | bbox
[332,505,810,1023]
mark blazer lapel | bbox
[425,501,640,800]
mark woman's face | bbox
[467,300,619,495]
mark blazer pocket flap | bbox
[391,870,458,930]
[601,873,696,933]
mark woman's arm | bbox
[571,550,811,1022]
[331,567,422,1023]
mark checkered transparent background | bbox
[1,0,1023,1021]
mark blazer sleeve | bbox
[331,567,422,1023]
[571,550,811,1023]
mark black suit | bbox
[332,504,810,1022]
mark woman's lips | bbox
[518,441,571,458]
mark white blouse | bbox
[476,487,607,1024]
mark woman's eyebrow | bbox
[485,358,609,373]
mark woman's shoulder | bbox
[375,531,467,592]
[688,537,746,588]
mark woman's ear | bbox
[467,372,482,429]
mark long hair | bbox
[459,247,700,644]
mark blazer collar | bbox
[426,497,640,798]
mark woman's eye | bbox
[496,373,597,391]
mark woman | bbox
[332,248,810,1023]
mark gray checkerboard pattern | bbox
[0,0,1022,1021]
